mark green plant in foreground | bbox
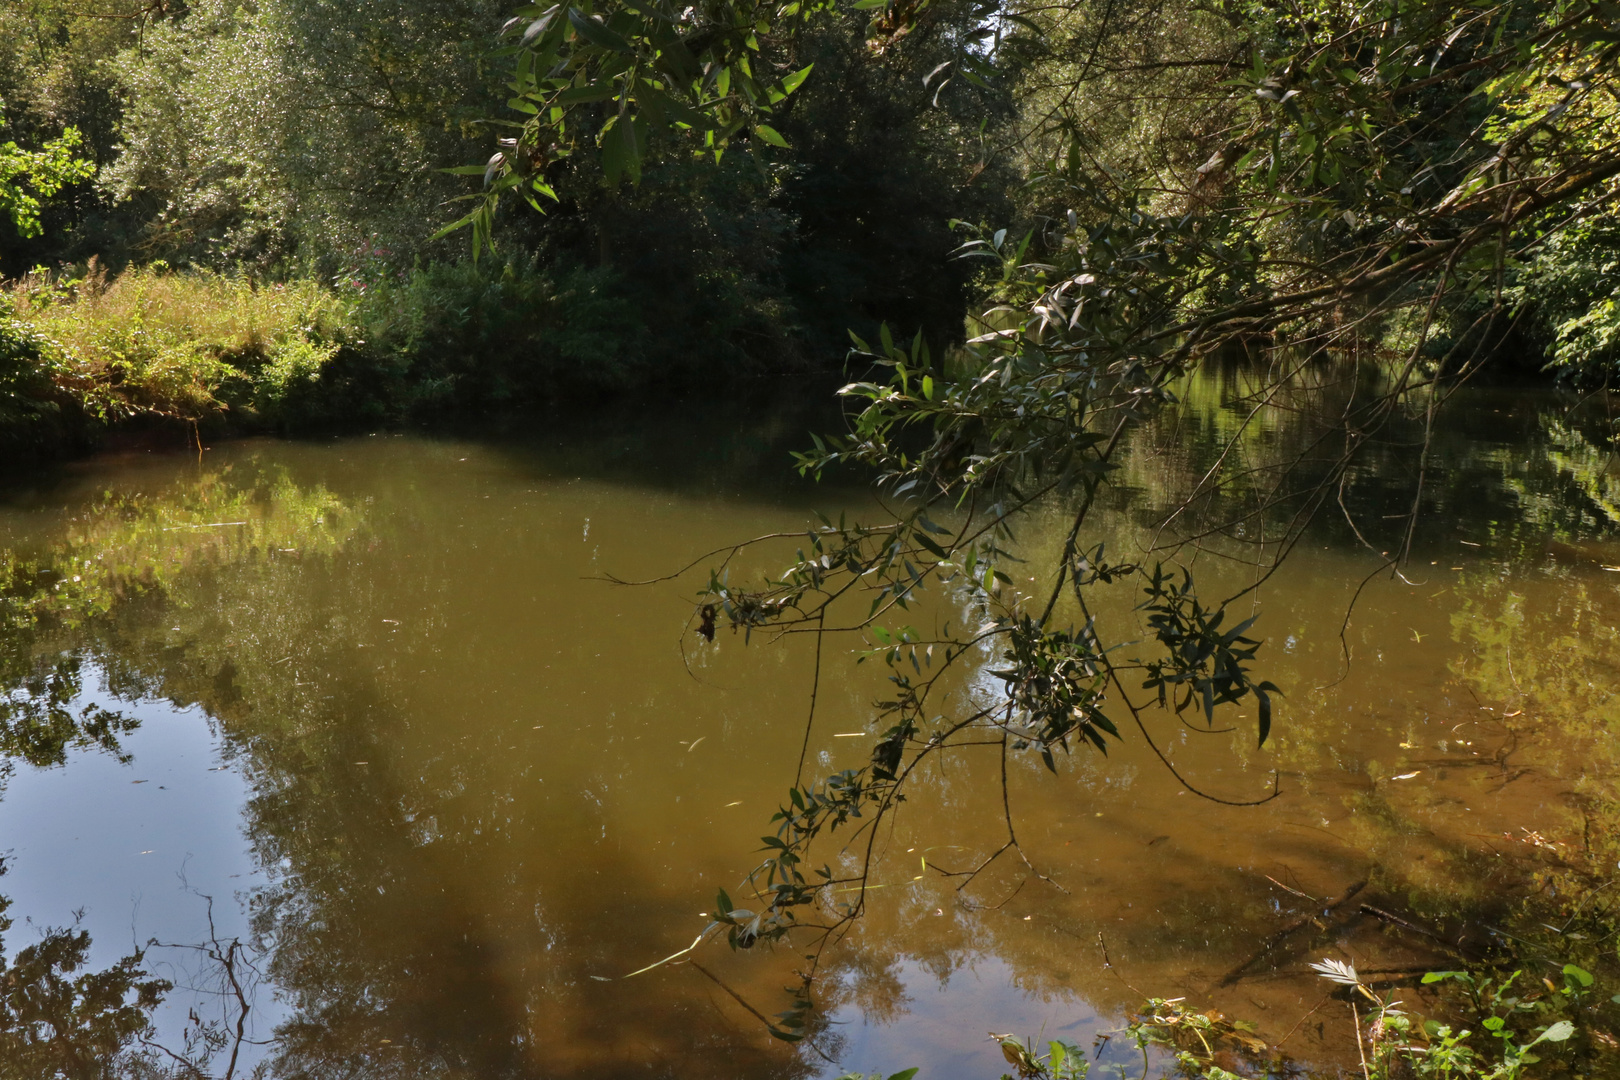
[1310,959,1580,1080]
[932,962,1608,1080]
[1120,999,1266,1080]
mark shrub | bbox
[0,256,654,444]
[344,256,650,415]
[0,293,72,459]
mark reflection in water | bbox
[0,378,1615,1077]
[0,861,168,1079]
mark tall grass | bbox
[6,263,345,424]
[0,256,656,458]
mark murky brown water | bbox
[0,378,1616,1078]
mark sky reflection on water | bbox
[0,381,1615,1078]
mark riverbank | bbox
[5,259,1599,478]
[1,260,846,468]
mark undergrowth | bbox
[0,256,654,453]
[6,261,343,427]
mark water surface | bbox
[1,380,1616,1078]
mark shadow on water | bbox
[0,363,1617,1077]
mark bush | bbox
[339,256,650,416]
[1510,216,1620,383]
[0,256,663,448]
[0,293,73,460]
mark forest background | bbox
[0,0,1613,466]
[0,0,1017,461]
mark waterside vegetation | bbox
[2,0,1620,461]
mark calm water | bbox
[0,377,1617,1078]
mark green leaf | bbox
[639,87,718,131]
[779,63,814,96]
[1533,1020,1575,1045]
[600,115,647,185]
[567,6,633,52]
[886,1070,920,1080]
[1563,964,1594,987]
[754,123,789,147]
[520,7,561,46]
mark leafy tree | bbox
[0,111,94,239]
[100,0,509,271]
[0,2,149,273]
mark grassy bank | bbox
[0,259,666,462]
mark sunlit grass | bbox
[5,263,345,422]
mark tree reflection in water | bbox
[0,378,1615,1077]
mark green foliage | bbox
[1511,215,1620,382]
[3,0,1013,379]
[1316,961,1587,1080]
[442,0,829,245]
[9,266,345,424]
[0,292,71,459]
[0,4,139,272]
[0,121,94,239]
[100,0,509,271]
[1138,566,1278,746]
[339,256,650,416]
[1122,998,1270,1079]
[992,1037,1087,1080]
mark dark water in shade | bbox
[0,375,1617,1078]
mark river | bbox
[0,372,1616,1078]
